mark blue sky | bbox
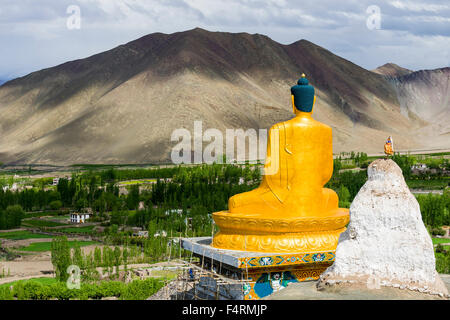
[0,0,449,80]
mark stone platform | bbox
[266,274,450,300]
[181,237,336,300]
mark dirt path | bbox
[1,236,90,249]
[0,244,99,280]
[0,257,185,286]
[0,261,54,282]
[0,274,55,285]
[0,228,27,233]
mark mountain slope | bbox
[372,63,413,78]
[389,67,450,148]
[0,28,446,165]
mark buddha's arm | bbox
[321,128,334,185]
[291,95,296,113]
[264,125,273,170]
[264,124,280,177]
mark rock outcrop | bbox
[318,159,448,298]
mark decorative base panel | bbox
[244,265,330,300]
[212,228,345,253]
[181,237,335,300]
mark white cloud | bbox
[0,0,448,79]
[389,0,449,13]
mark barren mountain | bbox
[372,63,413,78]
[0,28,447,165]
[389,67,450,148]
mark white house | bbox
[134,231,149,238]
[412,163,427,171]
[70,213,90,224]
[165,209,183,216]
[154,230,167,238]
[52,178,60,186]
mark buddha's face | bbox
[292,95,316,115]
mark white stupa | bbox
[319,159,448,297]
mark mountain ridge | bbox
[0,28,447,165]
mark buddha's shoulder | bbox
[272,117,332,132]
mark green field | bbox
[407,179,450,190]
[433,238,450,245]
[48,215,70,221]
[145,269,179,280]
[0,277,57,289]
[21,219,68,228]
[0,231,53,240]
[119,179,157,185]
[24,211,60,219]
[70,163,155,168]
[18,241,99,252]
[58,226,95,234]
[415,152,450,158]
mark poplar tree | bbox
[123,247,129,272]
[94,247,102,268]
[113,246,122,278]
[72,243,84,270]
[51,236,71,282]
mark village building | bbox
[119,187,128,196]
[52,177,72,186]
[165,209,183,216]
[70,212,91,224]
[154,230,167,238]
[412,163,427,171]
[133,231,149,238]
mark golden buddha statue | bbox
[213,74,350,253]
[384,136,394,156]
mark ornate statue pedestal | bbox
[212,210,349,253]
[181,237,337,300]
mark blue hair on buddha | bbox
[291,74,315,112]
[297,77,309,85]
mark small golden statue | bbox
[213,75,350,253]
[384,136,394,157]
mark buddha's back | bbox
[212,74,350,253]
[266,114,333,217]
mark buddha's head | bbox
[291,74,316,115]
